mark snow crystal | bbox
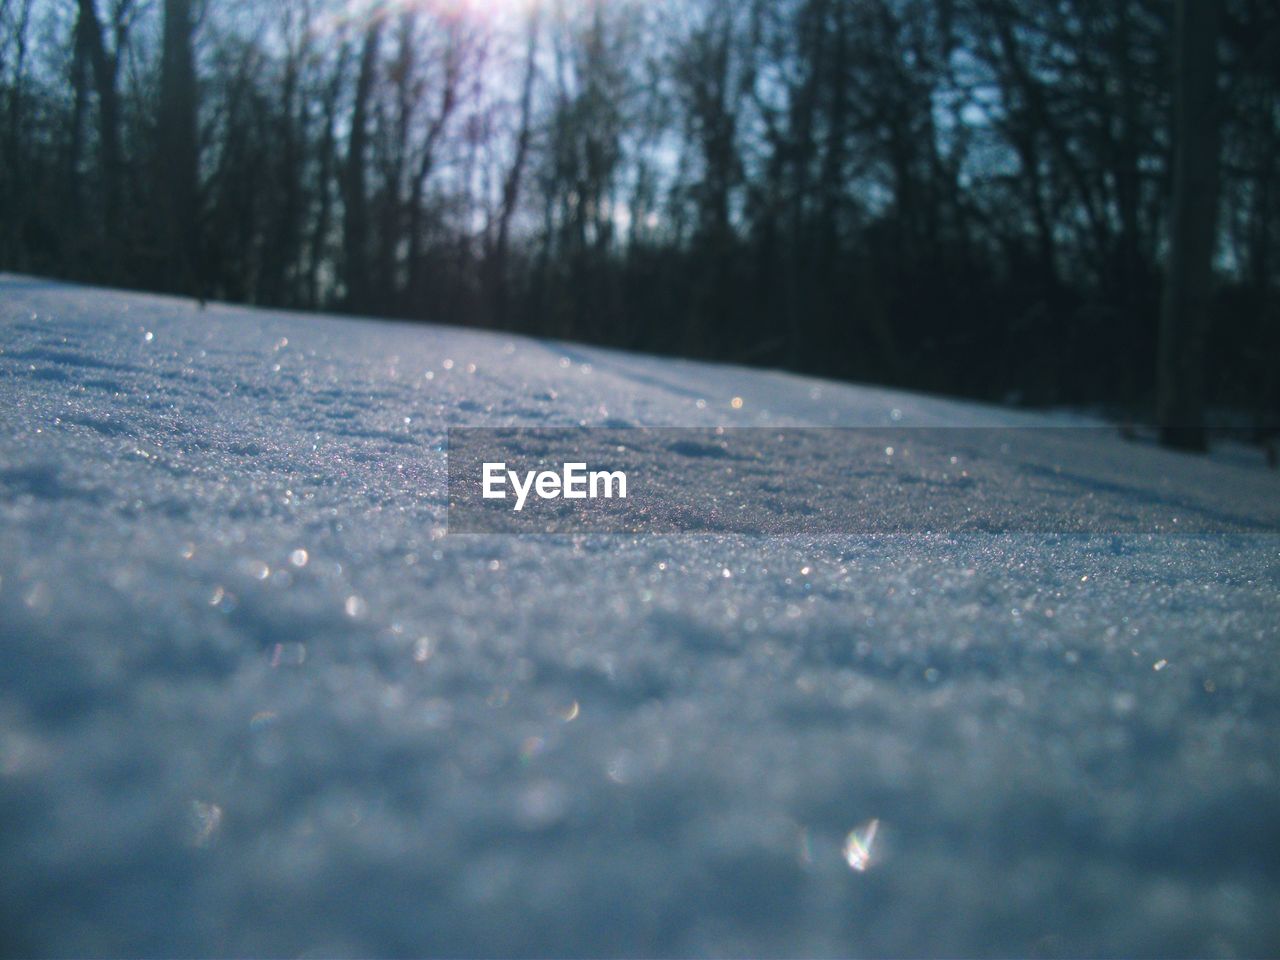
[1,275,1278,956]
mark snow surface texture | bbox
[1,275,1278,958]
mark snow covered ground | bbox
[1,274,1278,957]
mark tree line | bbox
[2,0,1278,444]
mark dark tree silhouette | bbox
[159,0,199,291]
[1,0,1276,446]
[1158,0,1221,451]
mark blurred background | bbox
[1,0,1277,445]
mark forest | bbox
[1,0,1278,445]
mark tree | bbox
[0,0,1276,433]
[489,2,541,329]
[342,15,381,310]
[159,0,200,291]
[1157,0,1221,451]
[74,0,131,260]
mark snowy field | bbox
[1,274,1278,957]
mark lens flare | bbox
[843,817,880,872]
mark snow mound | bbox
[1,276,1278,956]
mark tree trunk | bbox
[1157,0,1220,451]
[343,21,381,311]
[159,0,200,293]
[491,7,539,329]
[308,55,346,309]
[67,9,92,239]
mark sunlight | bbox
[311,0,539,37]
[843,818,881,873]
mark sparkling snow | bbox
[1,276,1278,956]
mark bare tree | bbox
[342,15,381,309]
[490,2,541,328]
[256,0,314,306]
[1157,0,1221,451]
[307,42,348,308]
[74,0,133,252]
[0,0,33,265]
[159,0,200,291]
[1,0,1277,432]
[398,9,464,313]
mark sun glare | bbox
[312,0,540,37]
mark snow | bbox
[1,274,1278,957]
